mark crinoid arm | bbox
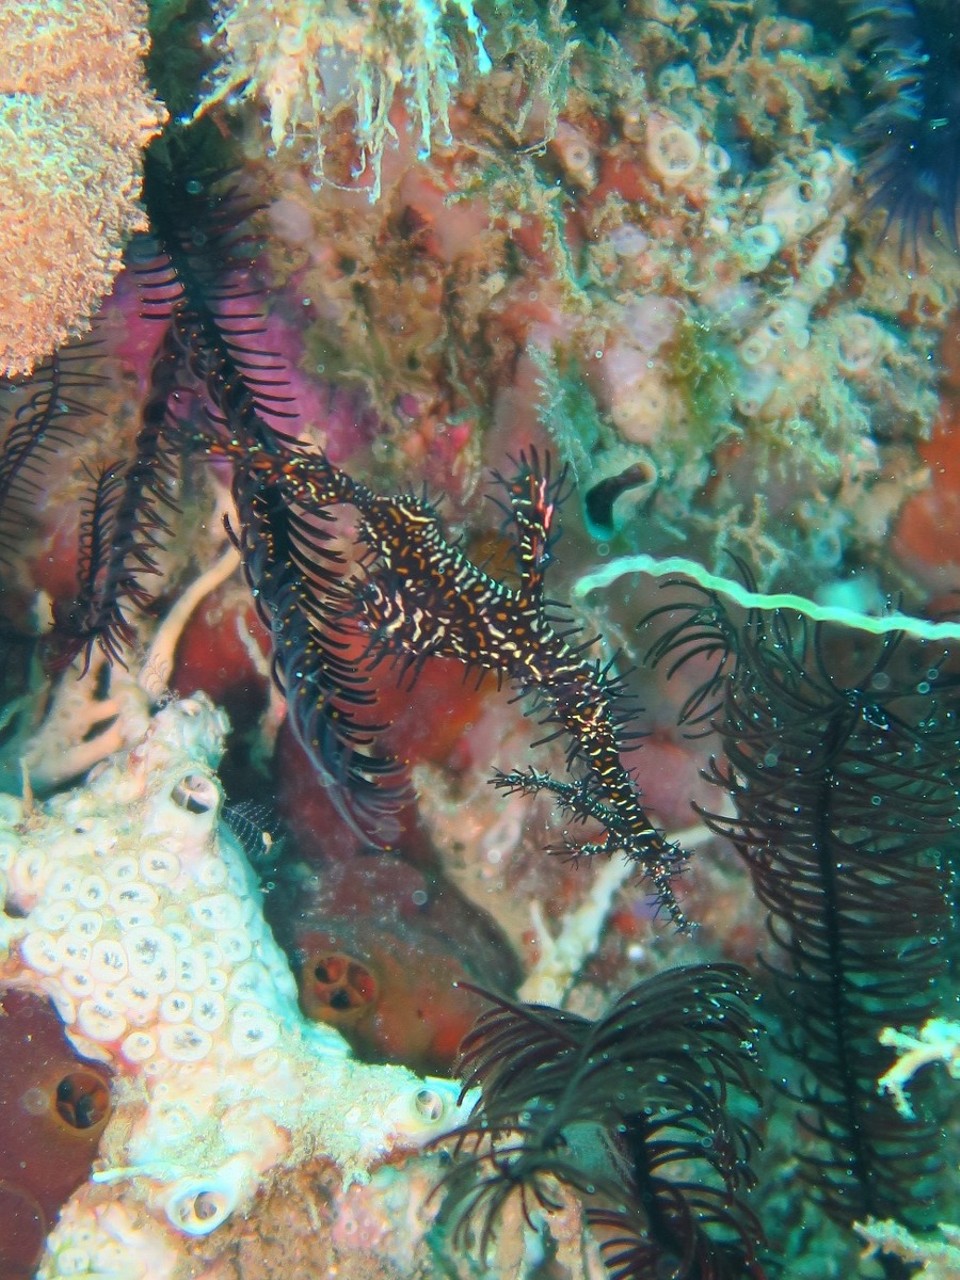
[440,965,768,1279]
[229,474,412,848]
[0,342,106,568]
[646,581,960,1232]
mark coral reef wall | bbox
[2,0,960,1278]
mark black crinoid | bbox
[0,131,411,842]
[0,345,107,572]
[848,0,960,254]
[0,343,115,698]
[642,580,959,1251]
[133,142,415,847]
[439,964,768,1280]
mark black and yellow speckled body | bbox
[229,439,686,924]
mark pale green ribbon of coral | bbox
[573,553,960,643]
